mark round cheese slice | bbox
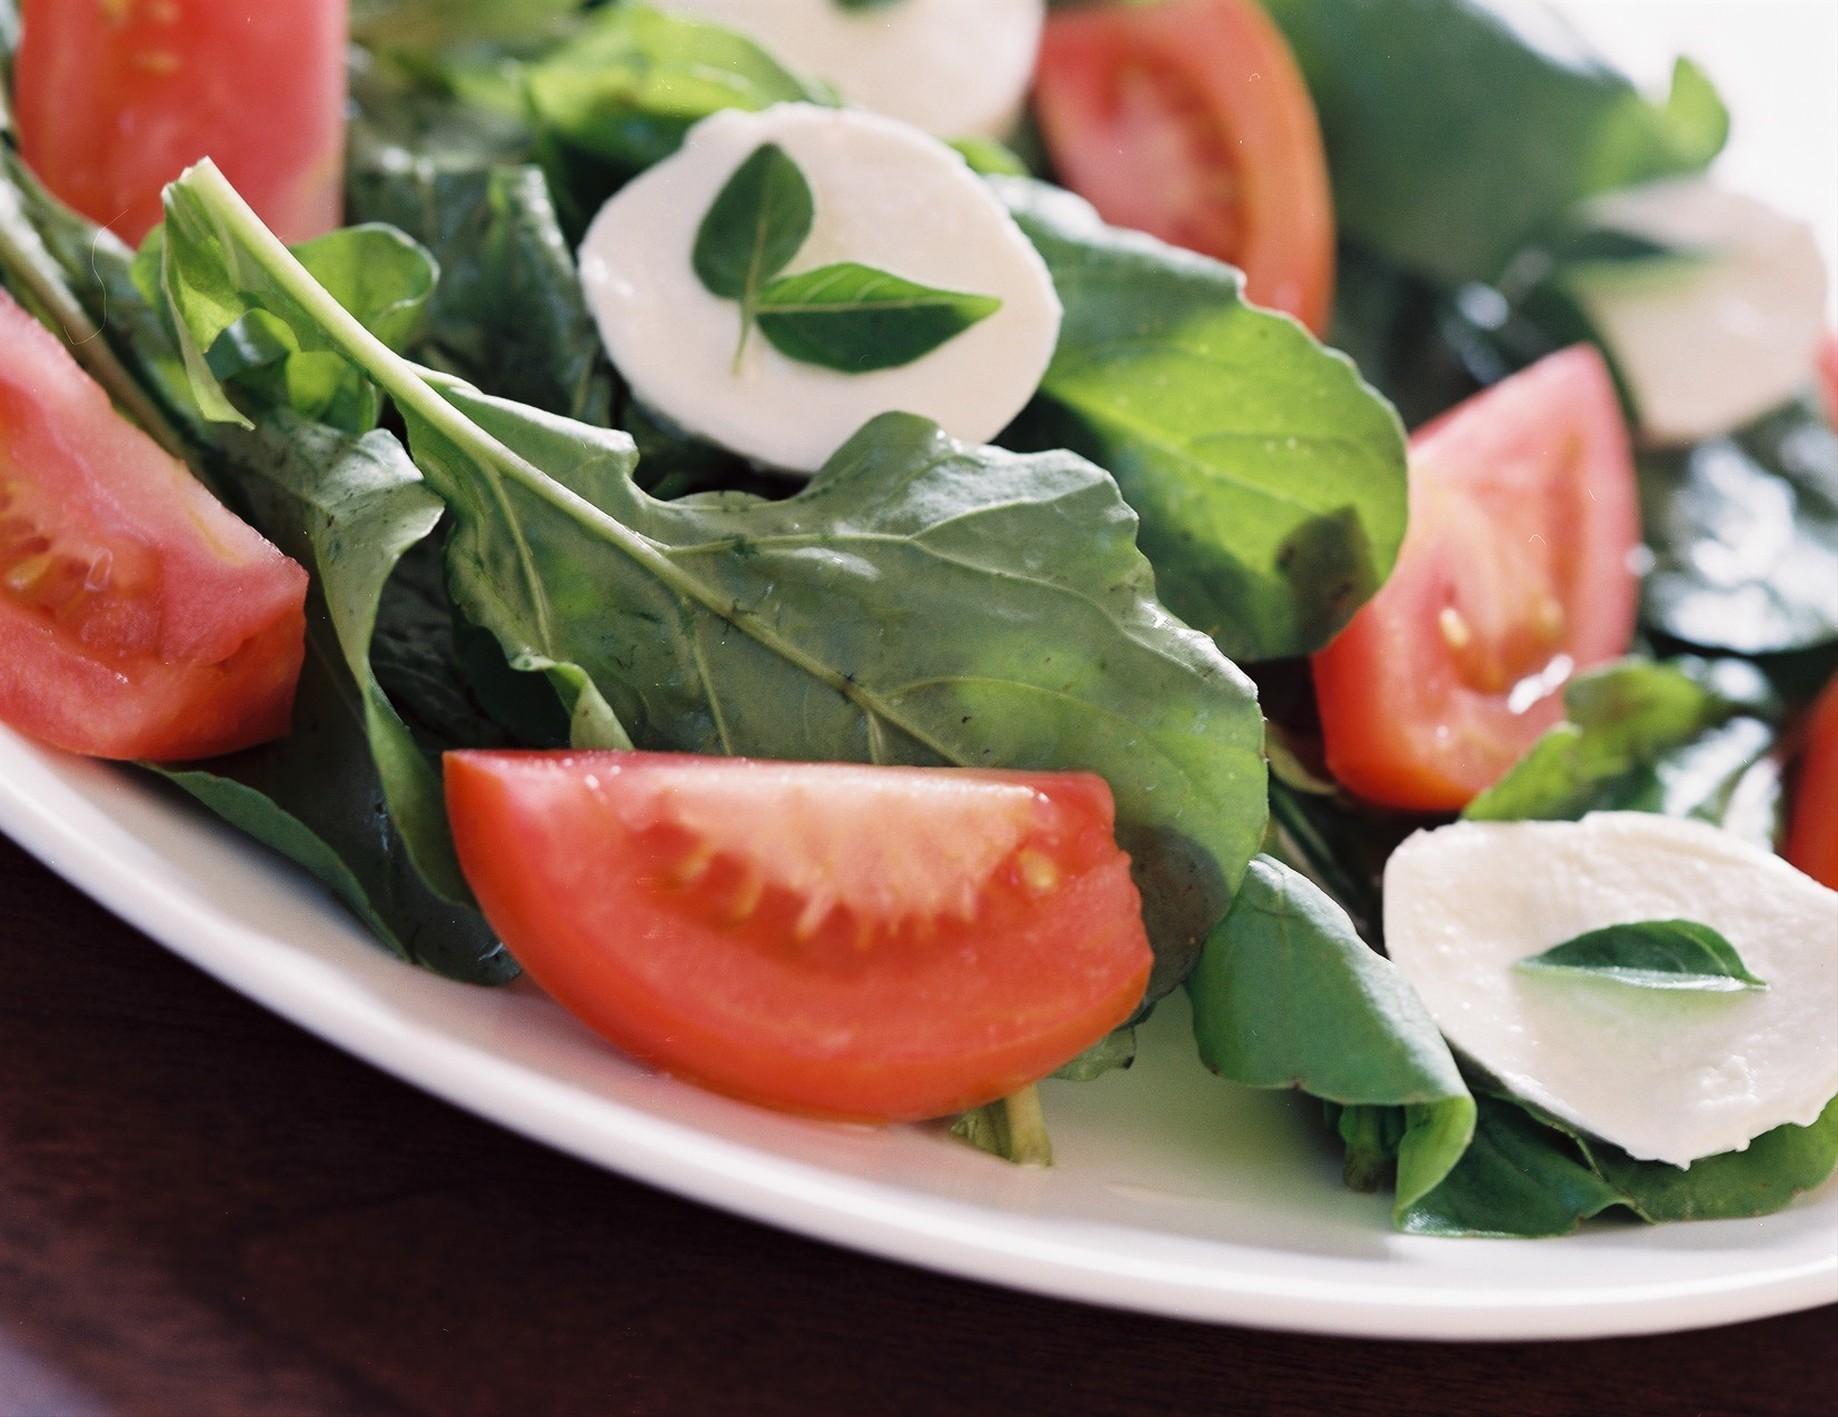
[1566,178,1828,447]
[1384,813,1838,1166]
[654,0,1046,139]
[579,103,1062,474]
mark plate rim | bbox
[3,746,1834,1343]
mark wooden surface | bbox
[1,835,1832,1417]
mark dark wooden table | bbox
[2,836,1831,1417]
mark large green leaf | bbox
[1465,657,1782,843]
[1187,856,1474,1214]
[997,177,1408,662]
[1638,398,1838,655]
[1263,0,1727,287]
[157,159,1271,998]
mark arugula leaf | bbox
[996,177,1408,662]
[755,262,1001,372]
[157,159,1270,999]
[1262,0,1727,287]
[1187,856,1475,1214]
[352,0,581,51]
[951,1085,1053,1167]
[1517,920,1767,993]
[1465,657,1783,843]
[1638,398,1838,655]
[348,161,614,423]
[1053,1027,1137,1082]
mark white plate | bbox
[6,0,1837,1345]
[4,727,1835,1340]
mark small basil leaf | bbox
[1516,919,1767,992]
[692,142,813,306]
[755,261,1001,372]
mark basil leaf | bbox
[1187,856,1475,1214]
[349,161,614,423]
[1516,919,1767,992]
[997,177,1408,662]
[692,141,813,306]
[156,159,1270,1000]
[1465,657,1783,843]
[1263,0,1727,287]
[755,261,1001,371]
[1638,398,1838,655]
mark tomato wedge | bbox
[1818,331,1838,429]
[0,289,308,760]
[1786,675,1838,889]
[14,0,346,245]
[1312,346,1641,811]
[1033,0,1335,332]
[446,751,1153,1122]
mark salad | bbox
[0,0,1833,1241]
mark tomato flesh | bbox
[15,0,346,245]
[1786,676,1838,890]
[1034,0,1335,332]
[1818,331,1838,430]
[0,289,308,760]
[446,751,1154,1122]
[1312,347,1641,811]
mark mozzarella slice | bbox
[1566,178,1828,446]
[654,0,1045,139]
[1384,813,1838,1166]
[579,103,1062,474]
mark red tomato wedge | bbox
[446,751,1153,1122]
[1312,346,1641,812]
[1786,676,1838,890]
[14,0,347,245]
[0,289,308,760]
[1818,331,1838,429]
[1033,0,1335,332]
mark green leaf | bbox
[1262,0,1727,287]
[1581,1096,1838,1223]
[1187,856,1475,1214]
[1052,1027,1137,1082]
[692,142,814,361]
[1465,657,1783,843]
[156,160,1270,1000]
[755,262,1001,372]
[1399,1096,1628,1238]
[996,177,1409,662]
[948,135,1030,178]
[1638,398,1838,655]
[1517,919,1767,993]
[348,161,614,423]
[352,0,580,51]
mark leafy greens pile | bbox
[0,0,1832,1237]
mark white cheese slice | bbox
[1566,178,1827,446]
[579,103,1062,474]
[654,0,1046,139]
[1383,812,1838,1166]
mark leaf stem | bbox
[1000,1083,1053,1167]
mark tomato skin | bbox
[1312,347,1641,812]
[0,289,308,760]
[15,0,346,245]
[1033,0,1335,332]
[1786,676,1838,889]
[446,751,1153,1123]
[1818,332,1838,430]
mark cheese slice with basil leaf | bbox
[1384,813,1838,1167]
[580,104,1061,473]
[653,0,1046,140]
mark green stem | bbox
[1001,1084,1053,1167]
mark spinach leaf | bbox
[1187,856,1475,1214]
[1638,397,1838,655]
[1516,920,1766,993]
[997,177,1408,662]
[157,159,1271,999]
[348,161,614,423]
[692,141,813,309]
[1262,0,1727,287]
[755,262,1001,371]
[694,145,1000,371]
[1465,657,1783,843]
